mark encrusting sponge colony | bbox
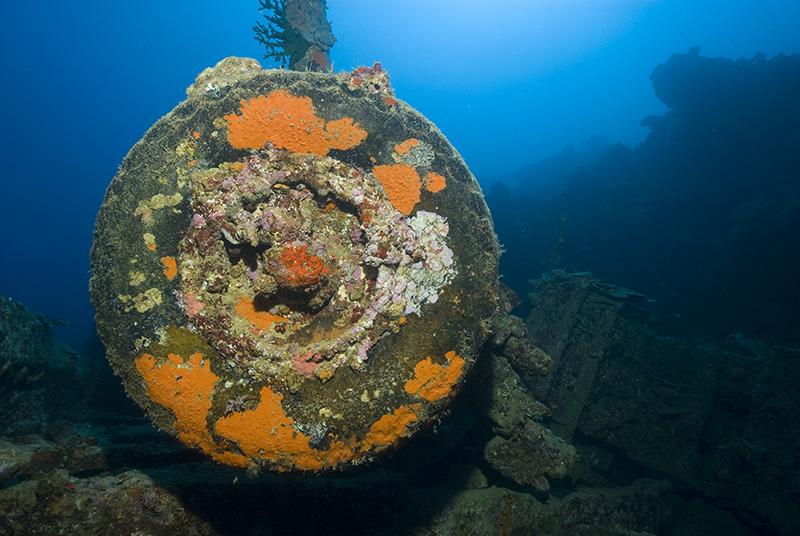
[90,57,498,472]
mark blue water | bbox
[0,1,797,356]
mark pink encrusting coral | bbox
[182,293,205,317]
[292,350,320,378]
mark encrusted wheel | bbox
[90,57,498,472]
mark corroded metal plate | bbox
[90,57,498,472]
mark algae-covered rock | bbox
[484,420,578,492]
[526,270,800,534]
[0,296,96,437]
[90,57,498,473]
[409,479,671,536]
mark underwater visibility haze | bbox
[1,1,799,535]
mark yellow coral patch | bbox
[131,288,162,313]
[143,233,156,251]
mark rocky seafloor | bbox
[1,273,798,535]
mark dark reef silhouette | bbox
[488,48,800,346]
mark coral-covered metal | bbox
[90,57,498,472]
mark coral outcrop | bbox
[0,296,96,437]
[90,57,498,472]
